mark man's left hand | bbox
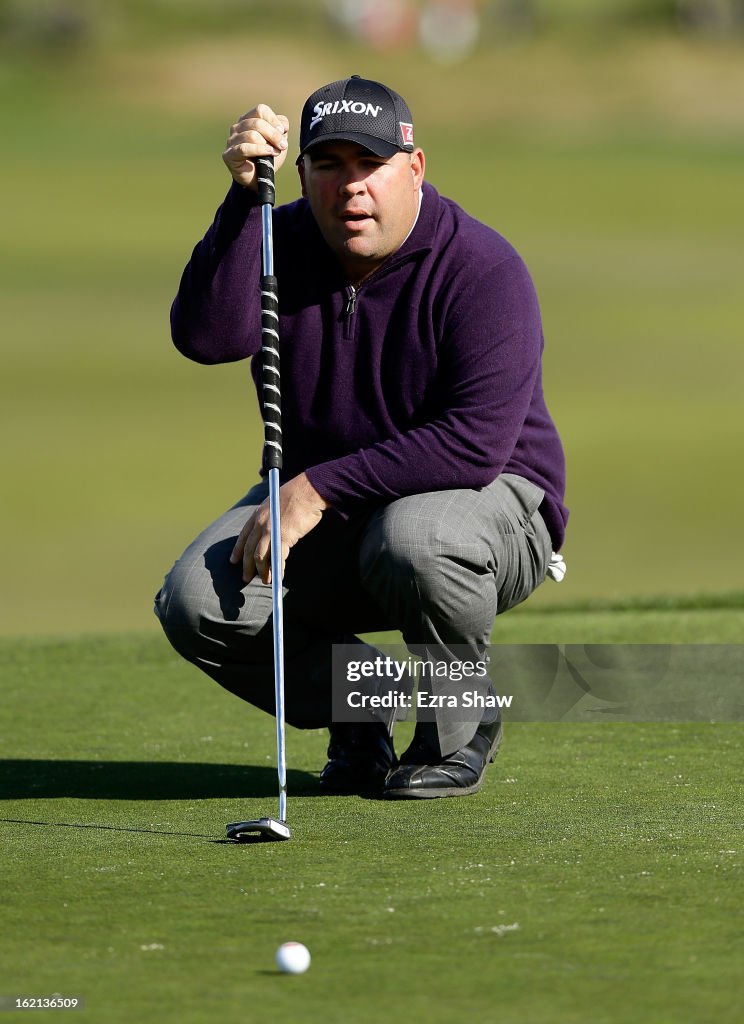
[229,473,330,584]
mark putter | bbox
[227,156,291,843]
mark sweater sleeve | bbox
[170,182,264,364]
[306,255,543,511]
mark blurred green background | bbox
[2,0,743,636]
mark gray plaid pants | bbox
[154,473,552,756]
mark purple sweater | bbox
[171,181,568,548]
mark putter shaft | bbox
[226,156,289,842]
[268,466,287,825]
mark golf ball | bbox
[275,941,311,974]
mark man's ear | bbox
[297,158,307,198]
[411,148,425,190]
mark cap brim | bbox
[299,131,401,161]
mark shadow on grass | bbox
[0,759,320,800]
[0,817,215,838]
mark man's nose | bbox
[339,168,366,195]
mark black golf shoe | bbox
[319,722,397,794]
[383,713,502,799]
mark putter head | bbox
[226,817,291,843]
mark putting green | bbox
[2,614,741,1023]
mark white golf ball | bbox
[275,941,311,974]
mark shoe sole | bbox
[383,722,503,800]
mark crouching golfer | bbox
[155,76,568,799]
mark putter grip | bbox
[261,274,282,470]
[255,156,275,207]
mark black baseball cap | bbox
[297,76,415,161]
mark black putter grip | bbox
[261,274,282,470]
[255,156,275,207]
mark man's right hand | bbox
[222,104,290,191]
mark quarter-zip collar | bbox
[298,182,439,338]
[341,224,423,339]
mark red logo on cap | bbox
[400,122,414,147]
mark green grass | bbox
[494,591,744,642]
[1,624,741,1023]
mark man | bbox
[155,76,567,799]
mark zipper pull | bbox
[344,286,357,318]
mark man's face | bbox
[298,141,425,283]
